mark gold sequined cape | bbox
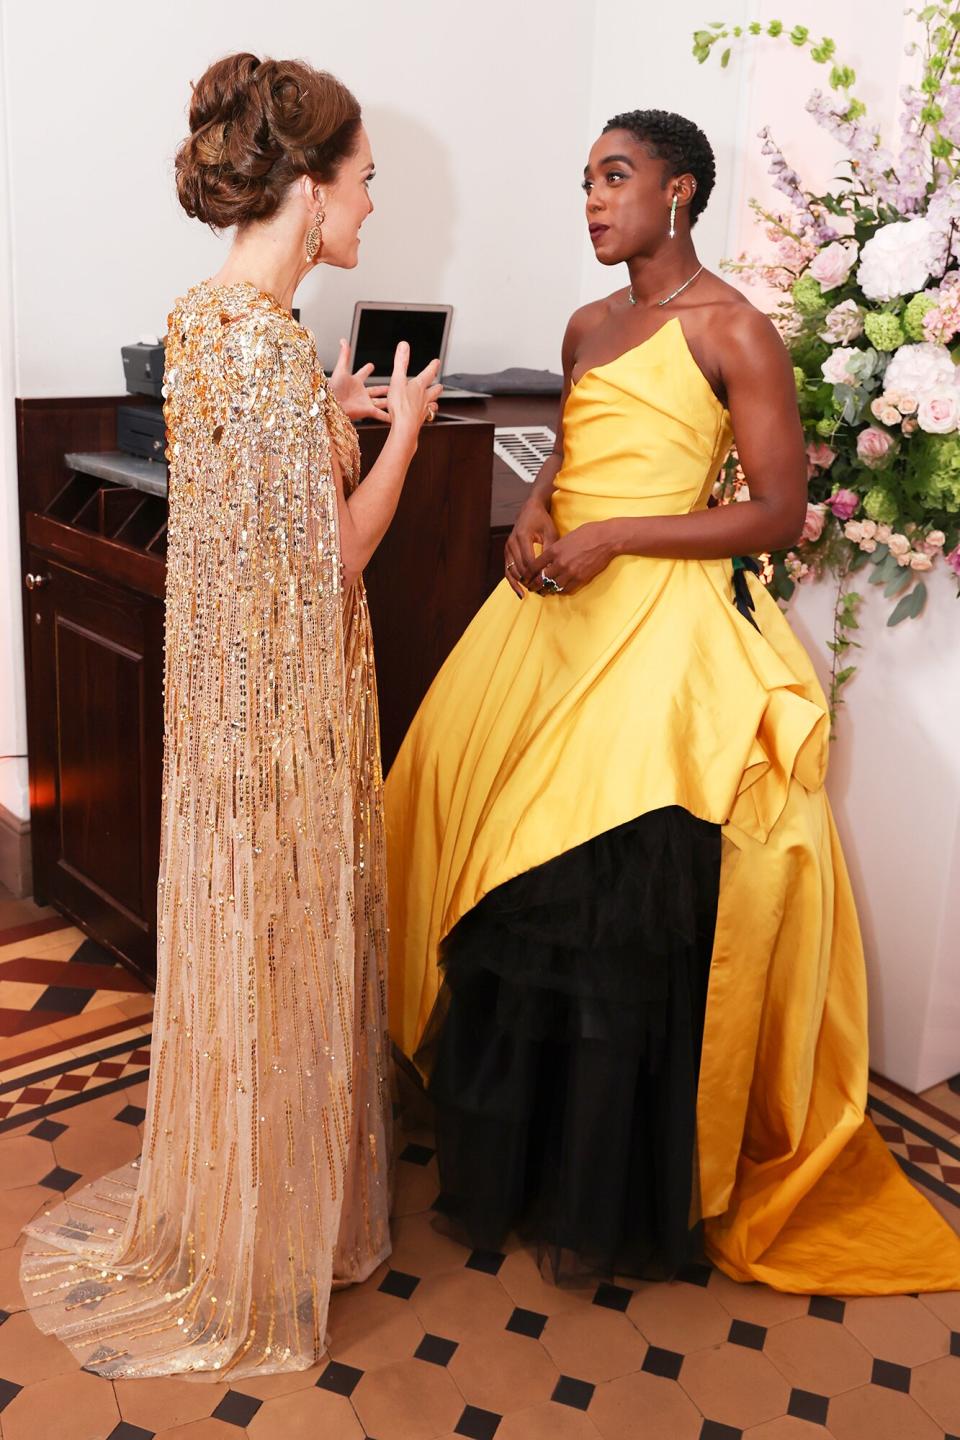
[386,317,960,1295]
[20,281,391,1379]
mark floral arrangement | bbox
[694,9,960,723]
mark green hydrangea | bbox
[816,416,837,437]
[793,365,806,391]
[863,486,899,525]
[903,291,939,341]
[905,433,960,512]
[863,312,905,352]
[792,275,826,315]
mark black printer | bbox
[119,339,166,460]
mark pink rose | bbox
[857,426,897,469]
[917,388,960,435]
[806,441,836,473]
[827,488,860,521]
[876,524,893,543]
[888,533,911,556]
[801,503,826,541]
[809,241,858,292]
[844,520,864,542]
[924,529,947,552]
[946,544,960,577]
[910,551,934,570]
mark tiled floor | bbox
[1,887,959,1439]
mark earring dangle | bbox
[669,193,678,240]
[305,207,325,262]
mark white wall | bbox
[3,0,597,393]
[0,5,28,821]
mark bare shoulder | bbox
[563,294,615,345]
[695,275,785,355]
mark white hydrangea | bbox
[882,341,959,398]
[856,217,946,301]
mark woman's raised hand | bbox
[387,342,443,443]
[328,337,391,423]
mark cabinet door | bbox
[25,553,162,982]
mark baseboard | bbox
[0,803,32,899]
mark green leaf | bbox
[849,548,872,572]
[887,588,918,625]
[869,553,901,585]
[884,567,914,597]
[911,579,928,617]
[835,666,858,685]
[721,46,731,67]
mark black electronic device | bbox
[122,341,165,398]
[117,404,166,461]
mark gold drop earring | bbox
[305,204,325,262]
[669,193,678,239]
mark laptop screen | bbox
[353,306,448,377]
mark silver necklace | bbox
[629,264,704,308]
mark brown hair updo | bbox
[175,52,362,229]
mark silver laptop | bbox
[347,301,488,401]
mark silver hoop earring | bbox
[305,206,325,263]
[669,193,678,240]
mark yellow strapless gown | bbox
[386,317,960,1294]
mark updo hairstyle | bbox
[175,52,361,229]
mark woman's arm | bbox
[331,342,441,586]
[523,308,807,593]
[504,307,594,596]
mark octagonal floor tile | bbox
[448,1328,560,1413]
[627,1278,729,1353]
[541,1306,647,1384]
[762,1314,874,1396]
[679,1341,791,1430]
[590,1368,702,1440]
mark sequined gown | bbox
[20,281,392,1380]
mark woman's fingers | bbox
[391,341,411,381]
[504,541,525,598]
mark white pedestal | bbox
[789,568,960,1092]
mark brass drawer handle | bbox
[25,572,50,590]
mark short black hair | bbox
[603,109,716,226]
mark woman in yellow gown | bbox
[386,109,960,1294]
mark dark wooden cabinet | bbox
[24,552,163,982]
[17,397,494,983]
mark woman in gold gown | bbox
[386,110,960,1294]
[20,53,440,1379]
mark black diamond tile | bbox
[39,1165,81,1192]
[115,1104,146,1126]
[465,1248,505,1276]
[677,1261,712,1288]
[107,1424,157,1440]
[593,1282,631,1312]
[788,1389,830,1425]
[871,1358,911,1393]
[642,1345,684,1380]
[506,1306,547,1339]
[378,1268,420,1300]
[72,938,121,966]
[32,984,95,1013]
[700,1424,742,1440]
[0,1379,23,1412]
[416,1333,459,1366]
[455,1404,501,1440]
[728,1318,767,1351]
[808,1295,845,1322]
[212,1391,263,1426]
[951,1331,960,1357]
[30,1118,67,1140]
[552,1376,595,1410]
[317,1359,364,1396]
[400,1142,436,1166]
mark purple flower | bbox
[947,544,960,578]
[827,488,861,521]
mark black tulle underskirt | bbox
[418,806,721,1282]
